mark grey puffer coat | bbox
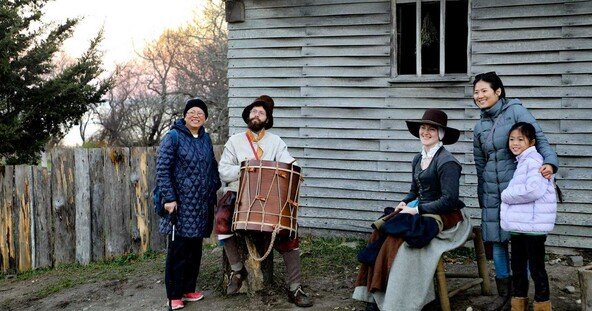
[473,98,558,242]
[156,119,221,238]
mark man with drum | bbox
[217,95,313,308]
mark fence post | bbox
[75,149,92,265]
[51,148,76,266]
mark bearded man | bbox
[217,95,313,308]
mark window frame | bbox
[389,0,472,83]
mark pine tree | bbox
[0,0,112,164]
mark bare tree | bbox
[172,0,228,144]
[91,0,228,146]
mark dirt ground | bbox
[0,237,589,311]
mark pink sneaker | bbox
[182,292,204,302]
[168,299,184,310]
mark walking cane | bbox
[167,211,178,311]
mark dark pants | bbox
[511,234,550,302]
[165,235,203,299]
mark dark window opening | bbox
[395,0,468,77]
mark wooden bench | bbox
[434,226,492,311]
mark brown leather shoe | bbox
[288,285,313,308]
[226,268,246,295]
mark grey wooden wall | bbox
[226,0,592,249]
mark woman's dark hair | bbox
[508,122,536,143]
[473,71,506,99]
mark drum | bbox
[232,160,303,238]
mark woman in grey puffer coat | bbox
[472,72,558,311]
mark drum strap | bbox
[245,132,260,160]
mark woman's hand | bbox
[539,164,554,180]
[395,202,418,215]
[394,201,406,212]
[164,201,177,214]
[398,206,419,215]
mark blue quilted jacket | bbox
[156,119,221,238]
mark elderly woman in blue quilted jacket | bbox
[156,98,221,310]
[472,72,558,311]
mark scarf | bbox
[246,129,266,159]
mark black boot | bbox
[365,302,380,311]
[486,277,511,311]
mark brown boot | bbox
[511,297,528,311]
[534,300,552,311]
[486,278,512,311]
[287,285,313,307]
[226,268,247,295]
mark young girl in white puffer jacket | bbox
[501,122,557,311]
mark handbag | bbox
[215,191,236,234]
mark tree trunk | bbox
[222,233,274,294]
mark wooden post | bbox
[74,149,92,265]
[14,165,32,272]
[89,149,105,261]
[579,265,592,311]
[51,149,76,266]
[222,233,274,294]
[103,148,131,258]
[130,147,151,255]
[0,166,15,273]
[32,166,52,269]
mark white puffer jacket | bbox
[500,146,557,234]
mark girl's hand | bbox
[539,164,554,180]
[164,201,177,214]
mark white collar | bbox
[421,141,443,159]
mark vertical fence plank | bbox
[148,147,166,251]
[130,147,150,255]
[89,149,105,261]
[103,147,131,257]
[51,148,76,265]
[0,166,15,272]
[32,166,52,269]
[14,165,32,272]
[74,149,91,265]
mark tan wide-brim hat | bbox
[405,108,460,145]
[242,95,274,129]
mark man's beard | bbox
[248,118,266,132]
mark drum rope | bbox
[245,225,281,262]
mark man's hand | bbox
[539,164,554,180]
[164,201,177,214]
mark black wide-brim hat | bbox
[405,108,460,145]
[242,95,274,129]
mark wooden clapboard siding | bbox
[226,0,592,249]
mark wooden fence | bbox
[0,146,222,273]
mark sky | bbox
[43,0,199,69]
[42,0,201,145]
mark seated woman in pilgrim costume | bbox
[352,108,473,311]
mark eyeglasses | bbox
[475,71,497,81]
[187,111,205,117]
[250,109,266,117]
